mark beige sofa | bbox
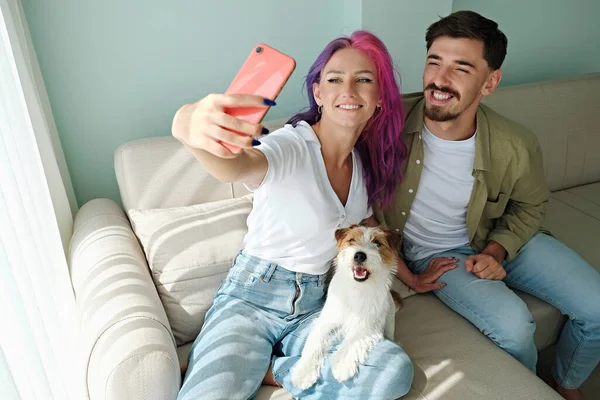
[69,73,600,400]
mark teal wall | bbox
[361,0,453,93]
[453,0,600,87]
[22,0,349,206]
[22,1,600,206]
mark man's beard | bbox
[424,104,459,122]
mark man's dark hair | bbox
[425,10,508,70]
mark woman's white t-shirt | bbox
[243,121,372,275]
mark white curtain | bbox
[0,0,83,399]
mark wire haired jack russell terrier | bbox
[291,224,403,389]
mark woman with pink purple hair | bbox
[172,30,413,399]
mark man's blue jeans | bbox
[178,250,414,400]
[408,233,600,389]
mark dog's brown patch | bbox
[370,228,397,266]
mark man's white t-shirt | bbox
[403,124,476,261]
[243,121,372,275]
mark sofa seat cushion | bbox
[176,292,563,400]
[553,183,600,219]
[392,294,562,400]
[543,182,600,272]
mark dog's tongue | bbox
[352,265,368,279]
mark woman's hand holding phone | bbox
[172,94,270,159]
[172,43,294,168]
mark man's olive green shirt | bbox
[375,95,550,261]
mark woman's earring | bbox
[318,105,323,114]
[376,105,382,111]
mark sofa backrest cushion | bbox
[114,119,288,211]
[128,195,253,345]
[483,73,600,192]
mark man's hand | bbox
[465,240,508,280]
[465,254,506,280]
[411,257,458,293]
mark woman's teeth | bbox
[338,104,362,110]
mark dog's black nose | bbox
[354,251,367,263]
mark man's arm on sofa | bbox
[487,142,550,261]
[69,199,180,400]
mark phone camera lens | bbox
[256,46,263,53]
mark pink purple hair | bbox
[288,30,407,209]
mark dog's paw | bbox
[291,360,320,390]
[331,350,359,383]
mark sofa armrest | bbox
[69,199,181,400]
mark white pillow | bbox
[128,195,253,345]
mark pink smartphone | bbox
[221,43,296,152]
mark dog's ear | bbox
[334,227,349,244]
[335,224,361,243]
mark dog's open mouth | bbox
[352,265,370,281]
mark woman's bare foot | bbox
[262,367,282,387]
[548,375,585,400]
